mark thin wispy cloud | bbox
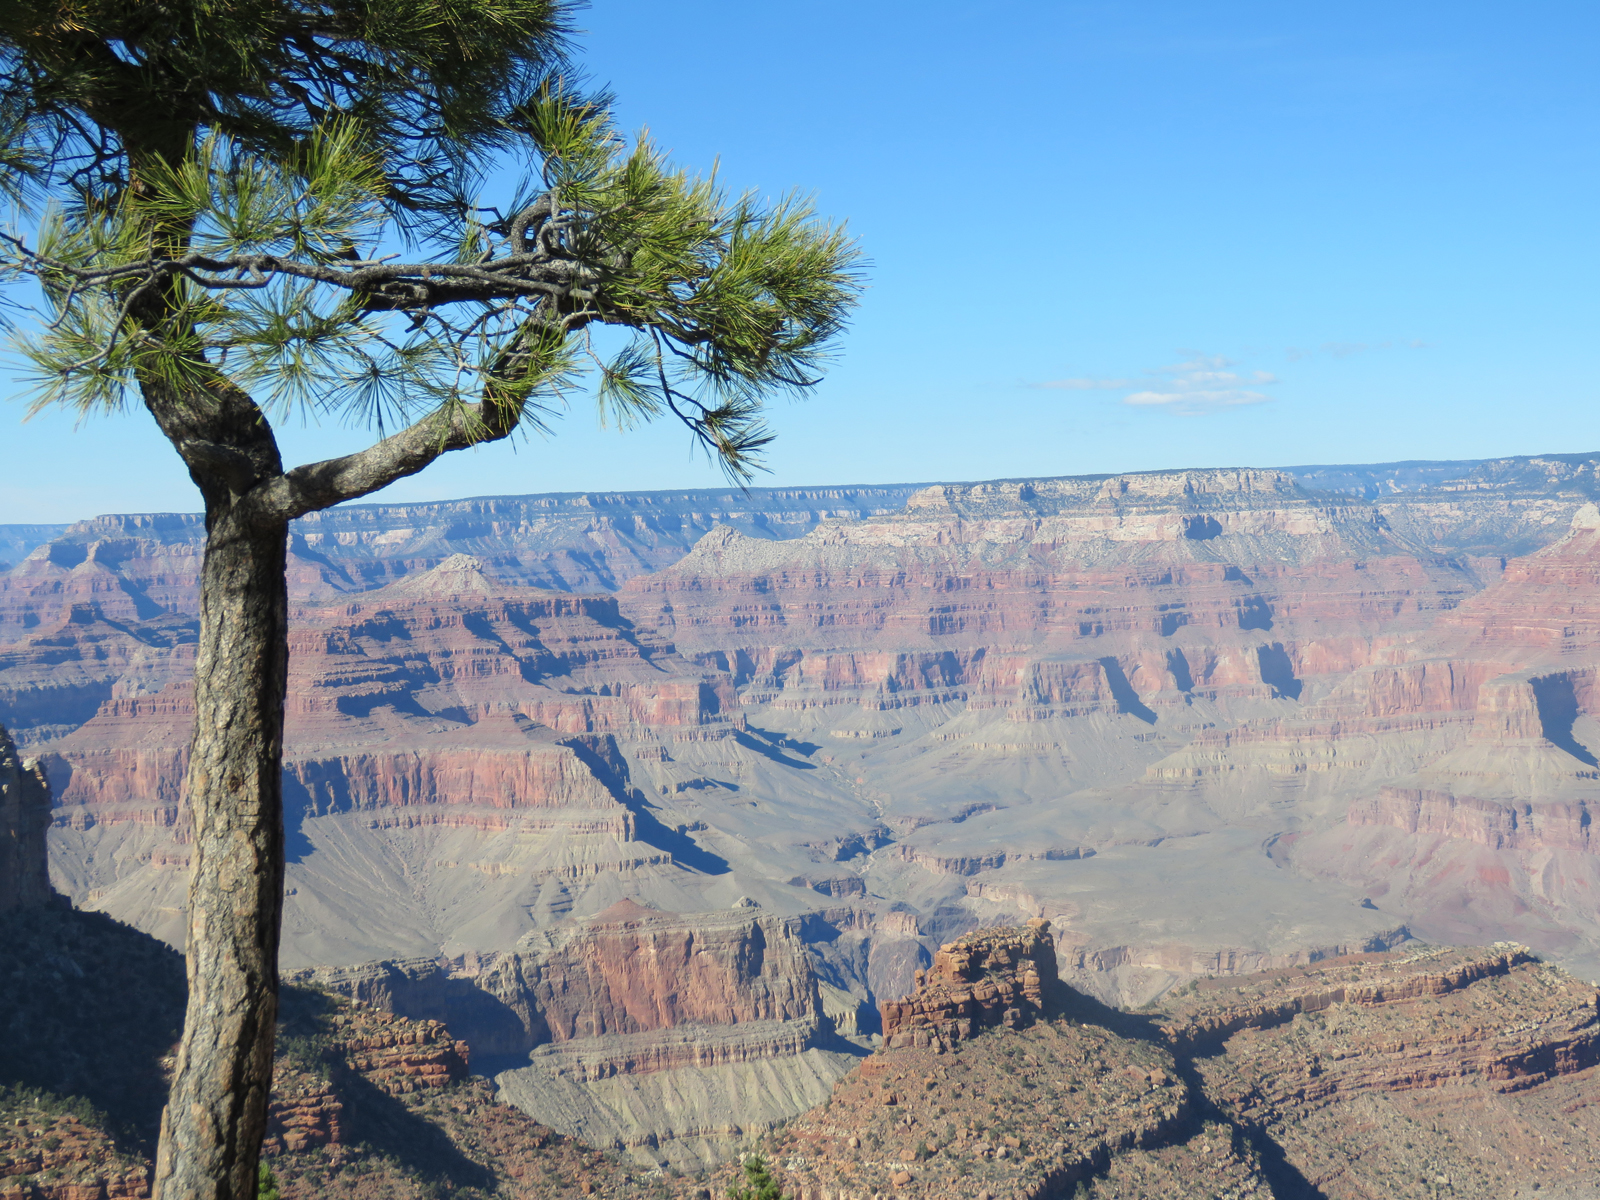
[1034,352,1276,416]
[1285,339,1428,362]
[1031,377,1135,390]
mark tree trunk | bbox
[152,503,290,1200]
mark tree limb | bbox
[250,393,522,522]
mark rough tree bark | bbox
[152,506,291,1200]
[141,369,531,1200]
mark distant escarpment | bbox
[11,456,1600,1168]
[0,485,923,644]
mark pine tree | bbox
[728,1155,789,1200]
[0,7,860,1199]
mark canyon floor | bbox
[3,452,1600,1169]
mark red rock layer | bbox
[1156,945,1539,1054]
[0,1110,151,1200]
[880,919,1056,1049]
[292,903,824,1075]
[497,903,819,1043]
[34,558,738,838]
[263,1009,469,1155]
[0,488,922,642]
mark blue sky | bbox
[4,0,1598,522]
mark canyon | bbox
[5,918,1595,1199]
[3,451,1600,1168]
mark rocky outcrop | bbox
[262,1004,469,1156]
[0,1106,152,1200]
[687,941,1600,1200]
[495,902,821,1045]
[1,977,657,1200]
[19,457,1600,1143]
[880,920,1056,1049]
[295,903,823,1063]
[1156,943,1540,1054]
[0,723,52,912]
[772,1006,1197,1200]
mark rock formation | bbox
[880,919,1055,1049]
[0,723,52,912]
[689,933,1600,1200]
[0,486,922,644]
[291,901,846,1166]
[10,455,1600,1166]
[7,916,1600,1199]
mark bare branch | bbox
[251,396,506,521]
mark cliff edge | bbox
[0,722,52,911]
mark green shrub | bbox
[728,1154,787,1200]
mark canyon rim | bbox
[4,452,1600,1172]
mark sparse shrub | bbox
[728,1154,788,1200]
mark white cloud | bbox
[1120,352,1277,416]
[1032,351,1282,415]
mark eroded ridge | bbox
[690,931,1600,1200]
[880,918,1057,1050]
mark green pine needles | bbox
[0,8,861,1193]
[728,1154,789,1200]
[3,91,860,479]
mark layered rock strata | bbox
[0,1099,152,1200]
[1168,945,1600,1198]
[880,919,1054,1048]
[688,932,1600,1200]
[14,455,1600,1163]
[293,902,847,1167]
[0,486,921,642]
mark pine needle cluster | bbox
[1,2,862,482]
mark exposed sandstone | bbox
[0,488,920,643]
[880,919,1056,1049]
[15,460,1600,1150]
[688,938,1600,1200]
[0,1099,152,1200]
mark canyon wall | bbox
[0,486,923,645]
[0,723,52,912]
[7,454,1600,1160]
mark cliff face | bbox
[34,556,758,960]
[1273,503,1600,972]
[712,938,1600,1200]
[291,902,840,1167]
[880,919,1055,1049]
[0,487,923,644]
[11,457,1600,1162]
[0,723,52,912]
